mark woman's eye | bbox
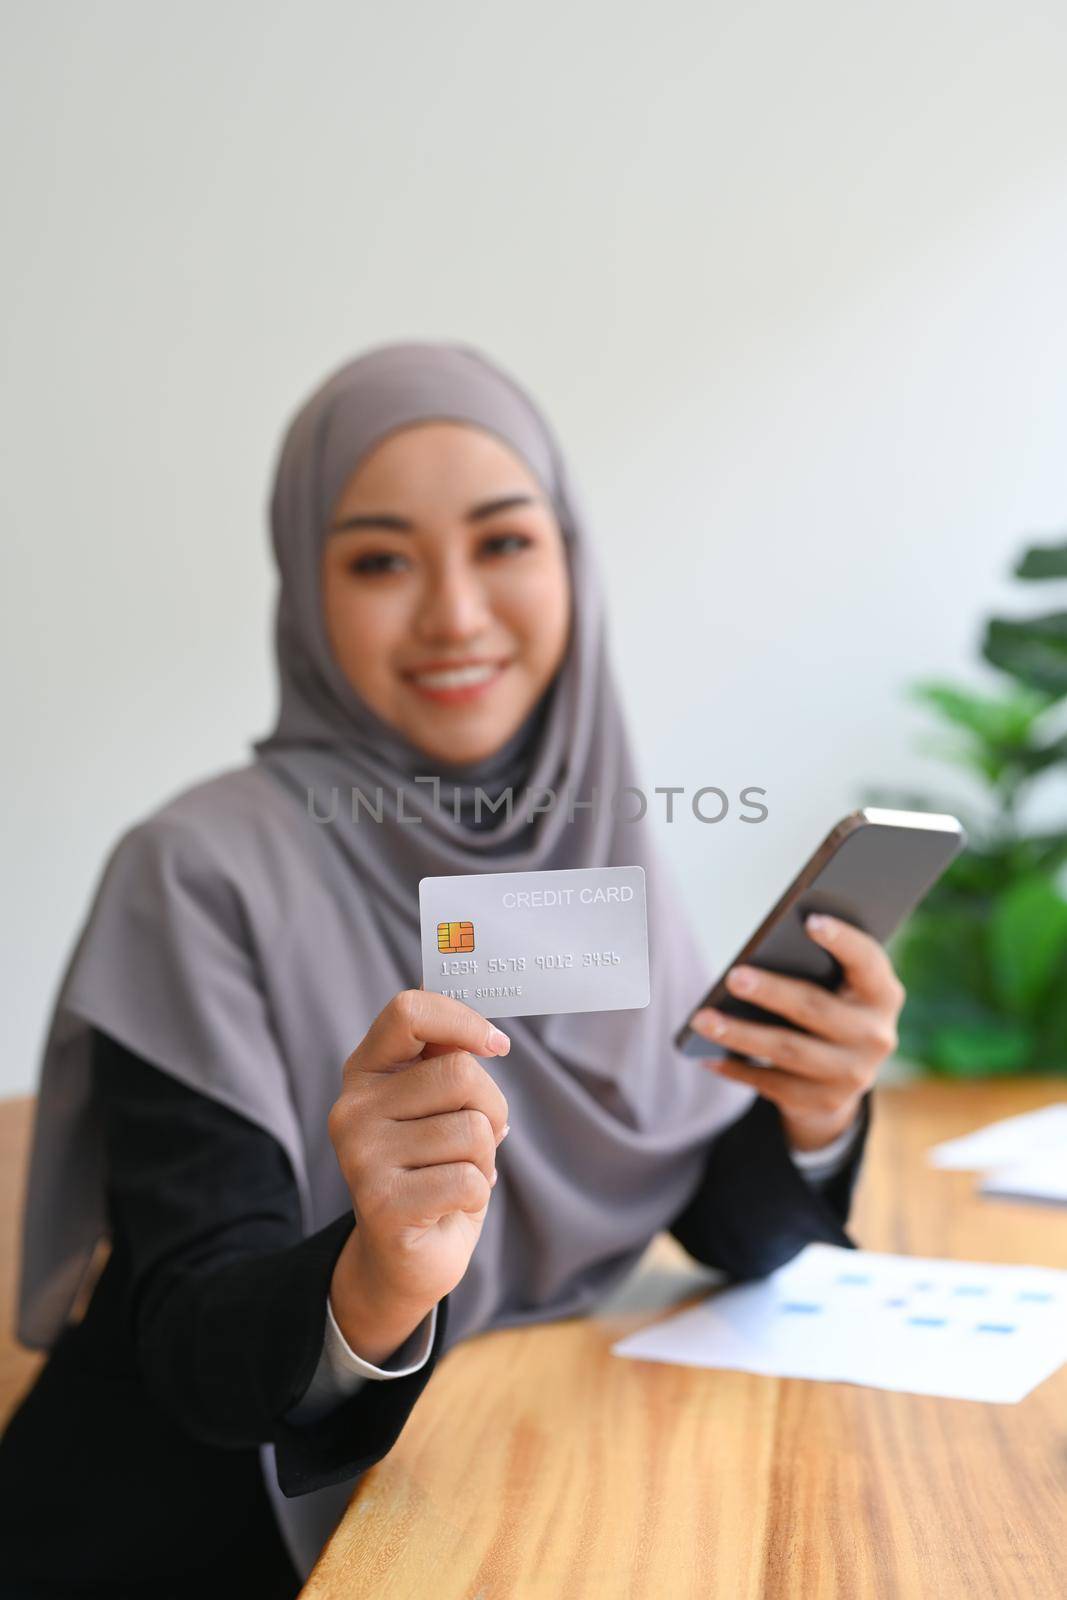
[347,551,409,577]
[480,532,533,558]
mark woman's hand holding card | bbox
[327,989,512,1364]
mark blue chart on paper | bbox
[611,1244,1067,1403]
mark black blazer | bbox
[0,1030,869,1598]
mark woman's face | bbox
[321,421,572,766]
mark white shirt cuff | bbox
[325,1295,438,1379]
[284,1300,437,1426]
[787,1111,864,1186]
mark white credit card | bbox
[419,866,650,1018]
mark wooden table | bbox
[302,1080,1067,1600]
[0,1097,44,1429]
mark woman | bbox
[1,342,903,1597]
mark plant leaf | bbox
[1012,832,1067,877]
[928,1021,1033,1077]
[891,908,988,1001]
[1032,977,1067,1072]
[909,680,1049,743]
[1013,730,1067,776]
[983,612,1067,697]
[1014,540,1067,580]
[987,875,1067,1017]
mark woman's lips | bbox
[403,659,512,705]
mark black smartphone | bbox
[674,807,966,1059]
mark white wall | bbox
[2,0,1067,1096]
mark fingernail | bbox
[488,1026,511,1055]
[806,913,834,940]
[502,1123,511,1139]
[728,966,758,994]
[692,1008,728,1039]
[490,1167,498,1186]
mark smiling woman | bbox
[2,341,887,1597]
[321,422,572,765]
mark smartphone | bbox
[674,807,966,1059]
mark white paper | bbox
[611,1244,1067,1403]
[981,1152,1067,1205]
[927,1103,1067,1171]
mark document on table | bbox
[927,1103,1067,1204]
[611,1244,1067,1402]
[980,1153,1067,1205]
[928,1103,1067,1170]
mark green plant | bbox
[863,537,1067,1077]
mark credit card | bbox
[419,865,650,1018]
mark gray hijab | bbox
[16,340,752,1570]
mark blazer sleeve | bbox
[91,1026,449,1497]
[666,1089,873,1280]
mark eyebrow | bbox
[329,493,542,534]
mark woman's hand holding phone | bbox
[687,913,906,1152]
[327,989,511,1366]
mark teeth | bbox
[412,663,501,689]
